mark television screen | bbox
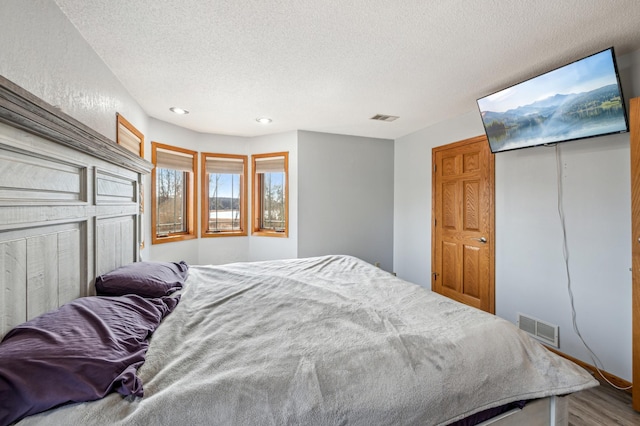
[477,47,628,153]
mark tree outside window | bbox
[151,142,196,244]
[252,152,288,237]
[201,153,247,237]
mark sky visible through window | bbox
[210,173,240,199]
[209,173,283,198]
[263,173,283,194]
[209,173,241,231]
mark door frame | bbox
[431,135,496,313]
[630,97,640,410]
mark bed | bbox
[0,75,597,425]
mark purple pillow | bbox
[0,294,179,425]
[96,261,189,298]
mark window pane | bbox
[156,168,187,235]
[260,172,286,231]
[208,173,242,232]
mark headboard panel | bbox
[0,76,153,337]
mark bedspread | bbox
[18,255,597,425]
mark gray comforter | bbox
[19,255,597,425]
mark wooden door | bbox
[432,135,495,313]
[630,97,640,411]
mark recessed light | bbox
[170,107,189,115]
[256,117,272,124]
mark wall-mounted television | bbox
[477,47,628,154]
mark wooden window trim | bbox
[251,151,289,238]
[201,152,248,238]
[116,113,144,157]
[151,142,197,245]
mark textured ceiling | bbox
[53,0,640,139]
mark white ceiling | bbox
[53,0,640,140]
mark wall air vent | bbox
[517,313,559,348]
[370,114,399,122]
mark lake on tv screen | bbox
[481,83,627,152]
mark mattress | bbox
[17,255,597,425]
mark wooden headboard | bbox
[0,76,153,337]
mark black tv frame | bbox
[477,47,629,154]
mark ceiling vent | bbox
[370,114,399,122]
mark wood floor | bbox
[568,378,640,425]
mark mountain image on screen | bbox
[482,84,627,152]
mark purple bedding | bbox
[0,294,179,426]
[95,261,189,298]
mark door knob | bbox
[474,237,487,243]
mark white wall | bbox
[0,0,148,143]
[393,111,485,285]
[394,49,640,381]
[298,131,394,271]
[495,135,631,379]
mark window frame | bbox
[200,152,248,238]
[116,113,144,157]
[251,151,289,238]
[151,142,197,245]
